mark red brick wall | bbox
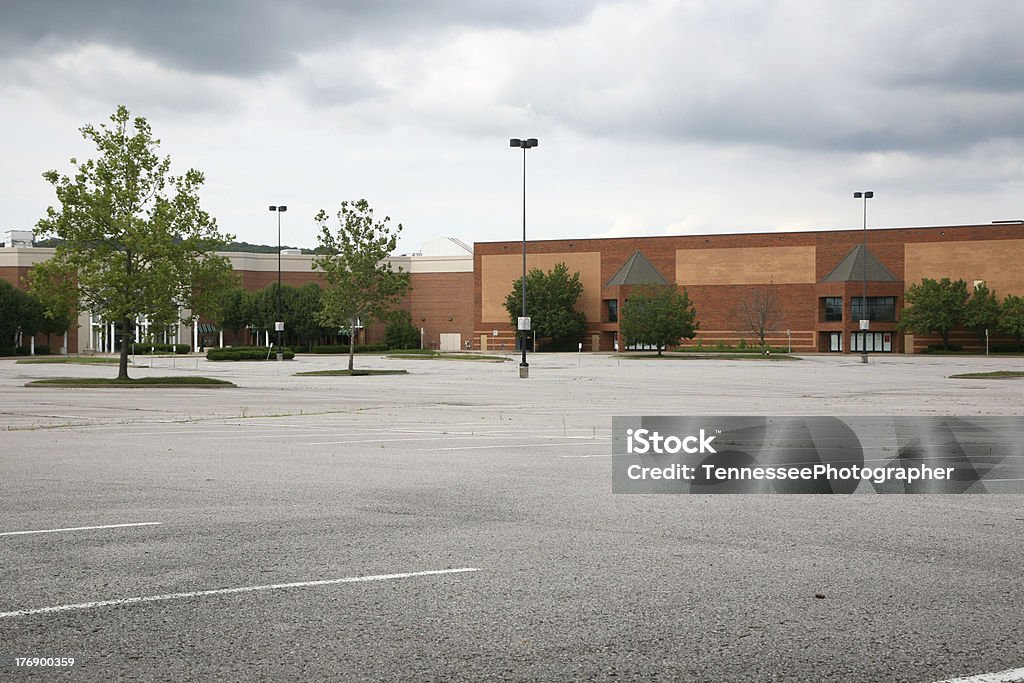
[475,224,1024,353]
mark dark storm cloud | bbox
[0,0,599,76]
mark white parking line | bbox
[0,567,482,618]
[0,522,162,537]
[930,667,1024,683]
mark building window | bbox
[606,299,618,323]
[823,297,842,322]
[851,296,896,322]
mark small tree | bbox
[619,285,699,356]
[385,309,420,350]
[737,283,780,349]
[313,199,410,371]
[897,277,968,350]
[30,105,233,378]
[504,262,587,348]
[963,282,1001,346]
[999,294,1024,352]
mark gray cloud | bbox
[0,0,601,77]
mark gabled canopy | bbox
[822,244,897,283]
[605,250,671,287]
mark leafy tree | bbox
[963,282,1001,345]
[503,262,587,348]
[313,199,410,370]
[999,294,1024,352]
[214,287,250,342]
[385,309,420,350]
[737,283,780,349]
[897,278,968,350]
[291,283,327,351]
[30,105,233,379]
[0,280,27,349]
[619,285,699,356]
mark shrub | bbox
[206,346,294,361]
[135,343,190,354]
[311,343,388,354]
[384,310,420,350]
[14,345,51,355]
[0,347,15,357]
[924,344,963,353]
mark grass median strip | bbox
[622,353,800,361]
[949,371,1024,379]
[295,369,408,376]
[16,357,121,364]
[385,351,509,362]
[25,377,235,387]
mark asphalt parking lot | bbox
[1,352,1023,682]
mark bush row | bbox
[0,345,52,356]
[310,343,390,354]
[133,343,191,354]
[206,346,295,361]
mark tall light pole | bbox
[269,205,287,360]
[853,191,873,364]
[510,138,538,379]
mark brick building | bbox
[0,238,474,354]
[473,223,1024,354]
[4,223,1023,355]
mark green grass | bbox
[17,357,121,364]
[385,351,509,362]
[294,369,409,376]
[623,352,800,361]
[25,376,235,387]
[948,371,1024,379]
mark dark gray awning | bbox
[605,250,671,287]
[822,245,898,283]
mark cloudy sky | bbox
[3,0,1023,253]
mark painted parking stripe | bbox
[0,567,482,618]
[930,666,1024,683]
[0,522,162,537]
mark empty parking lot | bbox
[1,352,1023,682]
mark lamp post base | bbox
[276,352,283,362]
[519,364,529,379]
[860,353,868,364]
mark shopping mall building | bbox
[3,222,1023,355]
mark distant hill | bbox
[32,238,316,254]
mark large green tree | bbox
[999,294,1024,352]
[897,277,969,350]
[313,199,410,370]
[619,285,699,356]
[30,106,233,379]
[503,262,587,348]
[963,282,1001,345]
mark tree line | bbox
[28,106,410,377]
[0,280,71,354]
[899,278,1024,351]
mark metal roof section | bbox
[822,244,898,283]
[605,250,671,287]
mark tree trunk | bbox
[348,317,355,371]
[941,330,950,350]
[657,345,663,357]
[118,317,131,380]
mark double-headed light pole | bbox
[853,191,873,364]
[269,205,287,361]
[510,137,538,379]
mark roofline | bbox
[473,222,1021,247]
